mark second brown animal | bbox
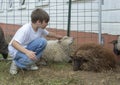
[70,43,117,72]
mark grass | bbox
[0,58,120,85]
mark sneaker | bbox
[9,61,18,75]
[27,64,38,70]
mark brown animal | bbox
[0,26,8,59]
[70,43,117,72]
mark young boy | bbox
[8,8,63,75]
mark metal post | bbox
[98,0,102,44]
[67,0,71,36]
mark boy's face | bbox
[37,20,48,29]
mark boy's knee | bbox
[38,38,47,46]
[41,38,47,44]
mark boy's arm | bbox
[47,32,63,40]
[12,40,37,60]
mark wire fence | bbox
[0,0,118,49]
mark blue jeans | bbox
[14,38,47,69]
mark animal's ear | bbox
[76,56,87,61]
[70,55,78,59]
[83,58,88,62]
[109,40,117,44]
[63,36,68,39]
[57,36,64,43]
[60,36,68,40]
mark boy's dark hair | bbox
[31,8,50,23]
